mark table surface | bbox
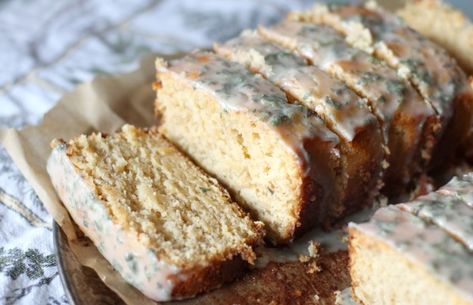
[0,1,470,304]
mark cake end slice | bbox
[47,125,264,301]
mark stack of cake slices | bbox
[47,1,473,302]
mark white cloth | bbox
[0,0,312,304]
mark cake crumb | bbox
[308,240,320,258]
[306,260,321,274]
[298,254,311,263]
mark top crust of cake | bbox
[292,3,471,119]
[258,20,433,127]
[292,3,473,172]
[214,30,379,142]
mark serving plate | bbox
[54,221,352,305]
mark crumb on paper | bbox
[308,240,320,258]
[298,254,311,263]
[294,289,302,297]
[313,293,320,302]
[306,260,321,274]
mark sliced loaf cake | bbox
[258,20,437,196]
[349,205,473,305]
[155,51,343,244]
[47,125,264,301]
[293,2,473,170]
[214,30,385,219]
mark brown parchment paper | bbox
[0,53,175,305]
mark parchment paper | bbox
[0,53,178,305]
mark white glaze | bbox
[438,173,473,208]
[311,3,471,118]
[215,30,377,142]
[399,174,473,251]
[258,20,433,133]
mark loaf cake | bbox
[349,174,473,305]
[292,2,473,171]
[47,125,264,301]
[214,30,385,219]
[258,20,437,196]
[155,51,345,244]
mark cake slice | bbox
[155,51,343,244]
[47,125,264,301]
[292,2,473,170]
[349,206,473,305]
[214,30,385,219]
[398,173,473,251]
[259,20,437,196]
